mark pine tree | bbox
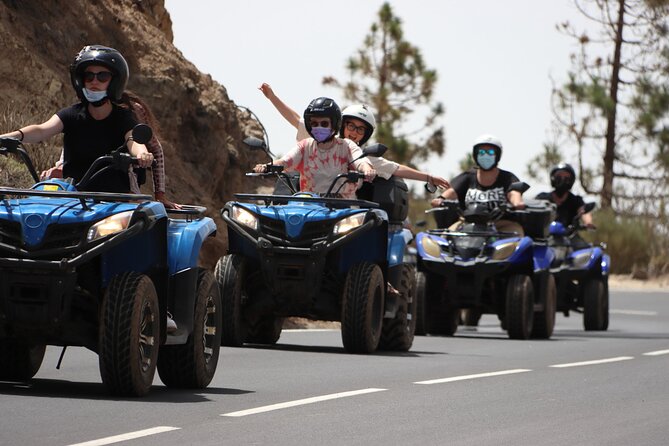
[322,2,444,166]
[546,0,669,213]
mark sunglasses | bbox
[477,148,496,156]
[345,121,367,135]
[310,120,330,128]
[83,71,113,83]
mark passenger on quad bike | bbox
[1,45,153,192]
[0,44,181,332]
[253,96,376,198]
[258,83,450,189]
[430,134,526,236]
[41,91,180,209]
[535,163,595,245]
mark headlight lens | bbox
[420,236,442,258]
[333,213,366,235]
[572,251,592,268]
[492,241,519,260]
[231,206,258,230]
[87,211,134,242]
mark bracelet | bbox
[427,174,432,185]
[17,129,24,141]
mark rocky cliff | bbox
[0,0,266,266]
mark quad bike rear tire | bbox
[0,341,45,381]
[158,269,222,388]
[414,271,427,336]
[247,316,284,345]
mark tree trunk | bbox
[602,0,626,209]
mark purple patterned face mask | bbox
[311,127,333,142]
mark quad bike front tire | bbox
[341,262,385,354]
[505,274,534,340]
[379,264,417,351]
[531,274,557,339]
[99,272,160,397]
[158,269,222,388]
[215,254,249,346]
[583,278,608,331]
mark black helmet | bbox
[70,45,129,103]
[304,97,341,143]
[550,163,576,192]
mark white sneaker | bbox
[166,313,178,333]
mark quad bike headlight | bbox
[333,212,366,235]
[87,211,134,242]
[420,236,442,258]
[231,206,258,230]
[572,251,592,268]
[492,241,520,261]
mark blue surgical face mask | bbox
[311,127,333,143]
[83,88,107,103]
[476,153,496,170]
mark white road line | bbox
[643,349,669,356]
[66,426,180,446]
[413,369,531,385]
[221,388,387,417]
[282,328,339,332]
[609,309,657,316]
[550,356,634,368]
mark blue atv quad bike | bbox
[215,138,416,354]
[547,202,610,330]
[0,125,221,396]
[414,193,557,340]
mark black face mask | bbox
[552,176,572,195]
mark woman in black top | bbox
[1,45,154,192]
[535,163,595,228]
[432,134,526,236]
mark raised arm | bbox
[258,83,300,129]
[394,164,450,189]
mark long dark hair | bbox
[116,90,161,140]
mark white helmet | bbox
[341,104,376,145]
[473,134,503,151]
[472,134,503,170]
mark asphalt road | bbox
[1,289,668,446]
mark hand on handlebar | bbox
[40,164,63,180]
[135,152,154,168]
[363,168,376,182]
[253,163,269,173]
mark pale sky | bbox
[165,0,593,196]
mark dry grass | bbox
[0,102,62,187]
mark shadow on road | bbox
[243,342,445,357]
[0,378,252,402]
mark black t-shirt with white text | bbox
[535,191,585,226]
[450,168,520,211]
[57,103,137,192]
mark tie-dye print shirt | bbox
[279,137,372,199]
